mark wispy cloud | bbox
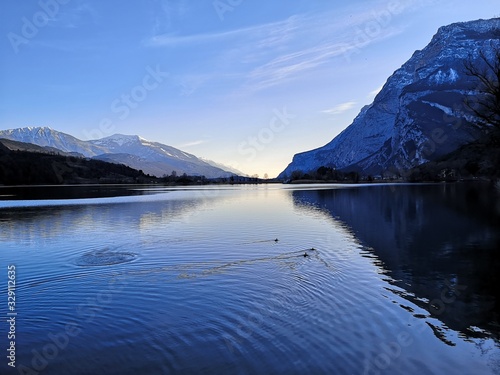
[246,42,353,91]
[367,85,384,99]
[322,102,357,116]
[146,0,425,93]
[177,139,208,148]
[145,29,240,47]
[238,5,411,92]
[145,15,300,47]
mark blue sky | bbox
[0,0,499,177]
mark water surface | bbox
[0,183,499,374]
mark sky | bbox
[0,0,499,177]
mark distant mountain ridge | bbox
[0,127,234,178]
[0,137,82,157]
[0,138,154,185]
[279,18,500,178]
[0,126,107,156]
[200,157,248,177]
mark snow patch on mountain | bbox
[431,68,459,84]
[279,18,499,178]
[0,127,235,178]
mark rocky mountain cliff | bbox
[0,127,234,178]
[280,18,500,178]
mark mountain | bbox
[200,157,248,177]
[0,139,155,185]
[0,137,82,157]
[0,128,234,178]
[407,130,500,181]
[88,133,233,177]
[279,18,500,179]
[0,127,107,156]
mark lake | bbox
[1,183,499,374]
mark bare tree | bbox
[464,46,500,130]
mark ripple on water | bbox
[75,248,138,267]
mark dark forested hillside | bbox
[407,130,500,181]
[0,139,155,185]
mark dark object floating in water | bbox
[76,248,137,267]
[303,252,309,257]
[242,238,280,244]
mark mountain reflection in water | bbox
[292,182,500,345]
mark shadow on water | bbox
[291,182,500,344]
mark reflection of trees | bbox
[292,183,500,343]
[0,192,217,244]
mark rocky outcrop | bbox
[280,18,500,178]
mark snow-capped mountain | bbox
[0,128,234,178]
[279,18,500,178]
[90,134,200,164]
[0,137,81,157]
[0,126,107,156]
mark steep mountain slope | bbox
[0,128,233,178]
[407,130,500,180]
[280,18,500,178]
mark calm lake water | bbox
[0,183,499,375]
